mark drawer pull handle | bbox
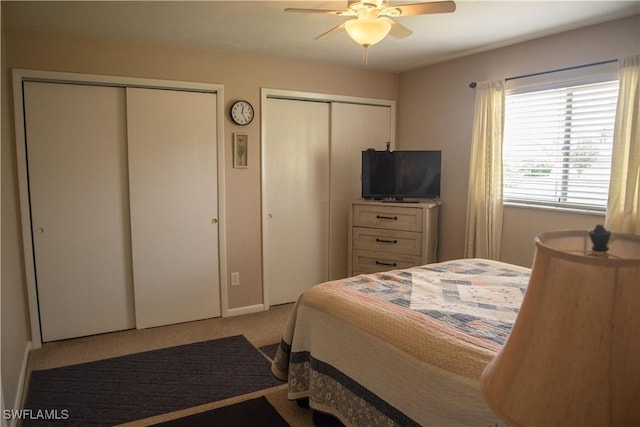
[376,238,398,244]
[376,215,398,220]
[376,261,397,267]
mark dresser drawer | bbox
[352,250,422,273]
[352,204,423,232]
[353,227,422,256]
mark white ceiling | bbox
[3,1,639,73]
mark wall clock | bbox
[229,100,254,126]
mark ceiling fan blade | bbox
[393,1,456,16]
[284,8,348,15]
[384,18,413,39]
[316,22,347,40]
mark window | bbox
[503,79,619,212]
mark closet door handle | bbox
[376,238,397,244]
[375,261,397,267]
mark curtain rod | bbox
[468,59,618,89]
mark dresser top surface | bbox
[352,199,441,208]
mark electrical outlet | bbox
[231,272,240,286]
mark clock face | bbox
[230,100,254,126]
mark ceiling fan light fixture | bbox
[344,17,391,47]
[286,0,457,63]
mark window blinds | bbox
[503,79,619,212]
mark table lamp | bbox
[480,226,640,426]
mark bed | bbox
[271,258,531,426]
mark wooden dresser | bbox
[348,200,440,276]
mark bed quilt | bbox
[272,259,530,426]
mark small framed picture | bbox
[233,133,248,169]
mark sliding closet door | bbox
[329,103,392,279]
[24,82,135,342]
[127,88,221,328]
[264,98,330,305]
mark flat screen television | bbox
[362,149,441,200]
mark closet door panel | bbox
[24,81,135,342]
[264,98,330,305]
[330,103,392,279]
[127,88,220,328]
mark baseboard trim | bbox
[1,383,6,427]
[225,304,265,317]
[7,341,32,427]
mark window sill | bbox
[503,201,606,217]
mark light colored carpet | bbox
[24,303,315,426]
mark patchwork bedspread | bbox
[272,259,530,426]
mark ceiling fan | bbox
[285,1,456,59]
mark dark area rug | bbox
[23,335,283,426]
[259,342,280,360]
[152,396,289,427]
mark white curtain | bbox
[464,80,505,259]
[605,55,640,234]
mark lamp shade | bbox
[480,230,640,426]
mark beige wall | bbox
[1,6,32,412]
[398,14,640,267]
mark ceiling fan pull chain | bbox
[363,44,369,65]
